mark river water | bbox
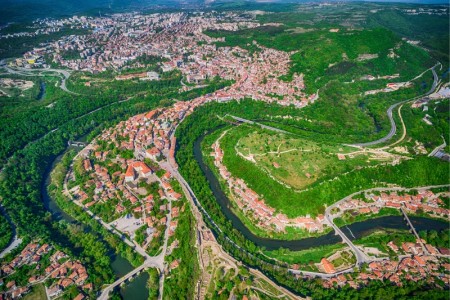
[36,82,45,100]
[120,272,149,300]
[193,132,448,251]
[41,147,149,298]
[40,131,446,297]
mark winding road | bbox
[4,65,78,95]
[63,152,170,300]
[2,57,446,298]
[350,64,440,147]
[229,115,292,134]
[0,204,22,259]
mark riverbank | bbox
[333,207,402,227]
[201,126,334,241]
[36,81,45,100]
[193,128,450,253]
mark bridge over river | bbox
[400,207,429,255]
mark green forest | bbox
[175,99,449,298]
[0,213,12,252]
[0,2,448,299]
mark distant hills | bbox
[0,0,448,24]
[0,0,203,24]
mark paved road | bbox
[166,110,450,278]
[0,204,22,258]
[229,115,292,134]
[0,235,22,259]
[4,66,78,95]
[63,148,170,300]
[324,201,371,265]
[97,242,166,300]
[399,207,429,255]
[98,261,155,300]
[351,64,440,147]
[95,209,168,300]
[428,139,447,157]
[323,184,449,266]
[325,216,370,265]
[162,132,304,297]
[7,59,442,298]
[164,129,368,279]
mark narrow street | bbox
[63,152,171,300]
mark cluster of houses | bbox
[20,12,255,72]
[19,11,314,108]
[6,16,91,69]
[210,138,325,234]
[1,242,52,298]
[1,16,87,41]
[71,156,145,216]
[69,102,195,248]
[176,36,311,107]
[321,241,450,289]
[0,242,90,300]
[45,252,90,299]
[71,154,175,247]
[376,190,449,217]
[333,189,449,221]
[318,188,450,289]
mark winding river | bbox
[36,81,46,101]
[38,129,446,297]
[193,132,448,251]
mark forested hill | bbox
[1,0,448,25]
[0,0,203,24]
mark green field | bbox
[264,243,346,266]
[231,126,399,190]
[206,23,433,93]
[0,3,448,298]
[353,229,416,257]
[204,122,407,238]
[23,284,47,300]
[179,99,449,219]
[202,127,335,240]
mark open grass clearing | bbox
[264,243,346,265]
[353,228,415,256]
[213,120,449,218]
[234,126,400,190]
[23,283,46,300]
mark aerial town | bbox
[314,187,450,288]
[210,133,326,234]
[0,2,449,299]
[333,189,450,221]
[63,87,450,294]
[66,107,188,253]
[14,12,313,107]
[0,241,90,300]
